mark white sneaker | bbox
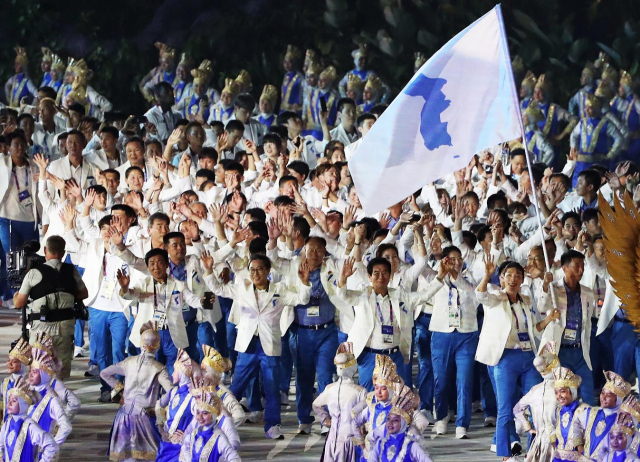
[484,416,497,427]
[74,346,84,358]
[280,390,289,406]
[420,409,435,425]
[490,444,496,452]
[246,410,264,424]
[471,400,483,413]
[298,423,312,434]
[320,425,330,435]
[433,419,448,435]
[265,424,284,440]
[455,427,469,439]
[504,457,521,462]
[84,364,99,377]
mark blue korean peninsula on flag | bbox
[349,4,522,214]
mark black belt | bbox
[419,312,432,319]
[591,317,599,322]
[293,320,334,331]
[614,317,632,324]
[28,309,75,323]
[561,343,582,349]
[364,346,399,355]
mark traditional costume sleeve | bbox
[409,441,435,462]
[218,415,241,450]
[536,134,555,166]
[54,380,81,420]
[100,360,127,389]
[216,430,242,462]
[178,429,192,462]
[221,388,246,428]
[312,387,330,426]
[49,396,72,445]
[28,419,60,462]
[513,386,535,431]
[570,121,581,149]
[605,121,624,159]
[86,86,113,114]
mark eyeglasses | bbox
[249,267,267,274]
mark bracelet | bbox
[354,241,361,245]
[322,196,328,200]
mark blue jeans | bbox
[0,218,38,300]
[590,320,613,391]
[431,330,478,428]
[290,323,339,424]
[88,308,128,392]
[357,348,405,392]
[279,329,294,394]
[156,330,178,376]
[489,349,541,457]
[197,321,214,362]
[230,336,280,432]
[611,319,640,382]
[415,314,434,411]
[558,347,595,405]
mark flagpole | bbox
[496,4,559,315]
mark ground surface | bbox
[0,306,502,461]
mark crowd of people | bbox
[0,37,639,462]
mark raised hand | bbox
[378,212,391,229]
[65,179,83,199]
[217,132,229,152]
[483,254,496,276]
[454,198,468,221]
[298,258,310,284]
[167,128,183,147]
[116,268,130,289]
[109,225,124,247]
[343,205,357,229]
[200,250,214,271]
[340,257,356,281]
[267,219,282,240]
[244,139,257,154]
[84,188,96,208]
[33,153,49,172]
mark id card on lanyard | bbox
[376,301,394,344]
[153,281,168,328]
[448,285,461,328]
[510,297,531,351]
[595,276,603,318]
[14,167,32,207]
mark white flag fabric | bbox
[349,4,521,214]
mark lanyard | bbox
[153,280,168,310]
[12,166,29,191]
[509,296,528,332]
[595,275,601,299]
[376,299,393,325]
[447,283,460,311]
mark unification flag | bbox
[349,4,521,214]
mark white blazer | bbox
[0,155,38,226]
[538,280,595,369]
[203,274,311,356]
[475,289,539,367]
[123,276,203,348]
[338,280,444,362]
[47,156,97,189]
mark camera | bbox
[7,241,45,290]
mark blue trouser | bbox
[183,320,199,361]
[590,319,613,391]
[415,314,434,411]
[558,346,595,405]
[489,349,540,457]
[290,322,339,424]
[487,366,520,447]
[156,329,179,376]
[74,319,85,348]
[0,218,38,301]
[197,321,214,362]
[475,315,496,418]
[230,336,280,432]
[611,319,640,382]
[217,297,237,370]
[337,330,348,345]
[88,308,128,392]
[279,329,294,394]
[357,348,405,392]
[431,330,478,428]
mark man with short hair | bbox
[329,98,358,146]
[344,112,376,161]
[14,236,88,379]
[144,82,182,143]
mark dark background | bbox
[1,0,639,114]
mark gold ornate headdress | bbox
[582,62,597,79]
[222,78,241,97]
[9,338,32,366]
[319,66,337,83]
[611,412,636,437]
[260,84,278,106]
[599,192,640,330]
[534,73,551,93]
[306,61,323,77]
[536,341,559,376]
[31,348,57,377]
[594,51,609,69]
[14,46,28,66]
[352,44,368,60]
[346,74,364,93]
[51,54,66,74]
[41,47,53,63]
[364,75,382,93]
[603,371,632,398]
[521,71,537,91]
[602,64,619,84]
[284,44,302,62]
[191,60,213,85]
[67,81,88,105]
[174,348,194,377]
[154,42,176,61]
[235,69,251,89]
[334,342,356,368]
[389,383,418,425]
[511,55,524,75]
[201,345,232,374]
[585,93,602,111]
[524,100,544,125]
[552,367,582,389]
[195,389,223,416]
[594,80,613,101]
[620,395,640,423]
[33,331,54,357]
[304,49,318,68]
[7,377,34,407]
[372,355,400,388]
[178,53,193,68]
[140,321,161,352]
[620,70,633,88]
[189,375,216,399]
[414,52,427,70]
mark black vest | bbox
[30,263,78,301]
